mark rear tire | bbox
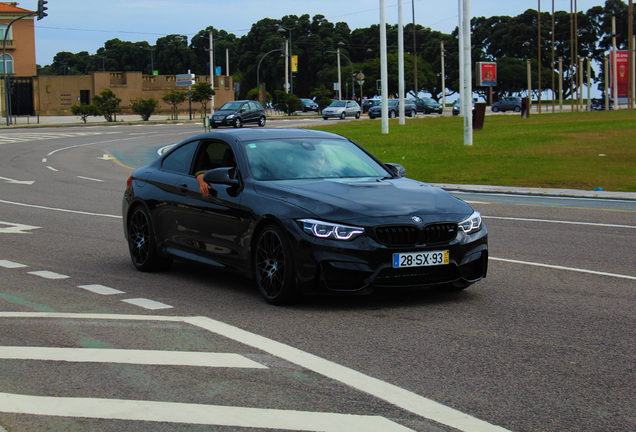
[127,206,172,272]
[492,106,499,113]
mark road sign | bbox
[176,80,195,86]
[176,73,195,80]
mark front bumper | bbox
[281,219,488,295]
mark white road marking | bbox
[0,221,40,234]
[0,176,34,185]
[122,298,173,310]
[491,257,636,281]
[0,312,512,432]
[0,260,28,268]
[78,284,124,295]
[0,347,268,369]
[0,393,412,432]
[46,166,58,171]
[486,215,636,229]
[76,175,104,182]
[0,199,120,219]
[27,270,69,280]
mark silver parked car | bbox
[322,100,361,120]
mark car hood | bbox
[253,178,473,224]
[213,109,238,116]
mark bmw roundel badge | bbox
[412,216,423,224]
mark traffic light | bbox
[37,0,48,20]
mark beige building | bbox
[37,72,235,116]
[1,1,235,119]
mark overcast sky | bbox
[29,0,606,66]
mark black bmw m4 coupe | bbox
[123,128,487,304]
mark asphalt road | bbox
[0,122,634,432]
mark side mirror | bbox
[203,167,239,185]
[385,163,406,178]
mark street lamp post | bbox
[332,43,355,100]
[257,48,284,107]
[278,25,294,94]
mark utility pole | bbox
[209,32,214,115]
[379,0,389,134]
[459,0,473,145]
[398,0,405,124]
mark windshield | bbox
[329,101,347,107]
[243,138,390,180]
[219,101,244,111]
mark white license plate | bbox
[392,250,449,268]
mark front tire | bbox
[234,117,243,128]
[258,116,266,127]
[339,112,346,120]
[127,206,171,272]
[254,225,297,305]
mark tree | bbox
[92,89,121,122]
[190,82,215,118]
[70,104,100,123]
[129,97,159,121]
[162,89,188,120]
[274,91,302,115]
[310,85,333,112]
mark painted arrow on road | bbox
[0,221,40,234]
[0,176,34,185]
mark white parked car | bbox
[322,100,361,120]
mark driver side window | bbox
[161,140,199,174]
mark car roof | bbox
[182,128,347,144]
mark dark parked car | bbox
[414,97,443,114]
[368,99,417,119]
[452,99,476,116]
[362,98,381,113]
[210,100,266,128]
[491,96,522,113]
[300,98,319,112]
[123,129,488,304]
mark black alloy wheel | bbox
[254,225,296,304]
[127,206,171,272]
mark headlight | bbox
[299,219,364,241]
[226,114,235,119]
[459,211,482,234]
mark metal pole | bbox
[380,0,389,134]
[559,57,563,112]
[538,0,542,114]
[398,0,405,124]
[209,32,214,114]
[285,40,289,94]
[412,0,418,95]
[605,55,610,110]
[336,46,341,100]
[552,0,556,113]
[613,16,619,109]
[587,57,591,111]
[629,0,633,109]
[441,42,446,113]
[460,0,472,145]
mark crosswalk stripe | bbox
[0,347,268,368]
[0,393,414,432]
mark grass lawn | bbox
[311,110,636,192]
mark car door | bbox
[168,140,251,270]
